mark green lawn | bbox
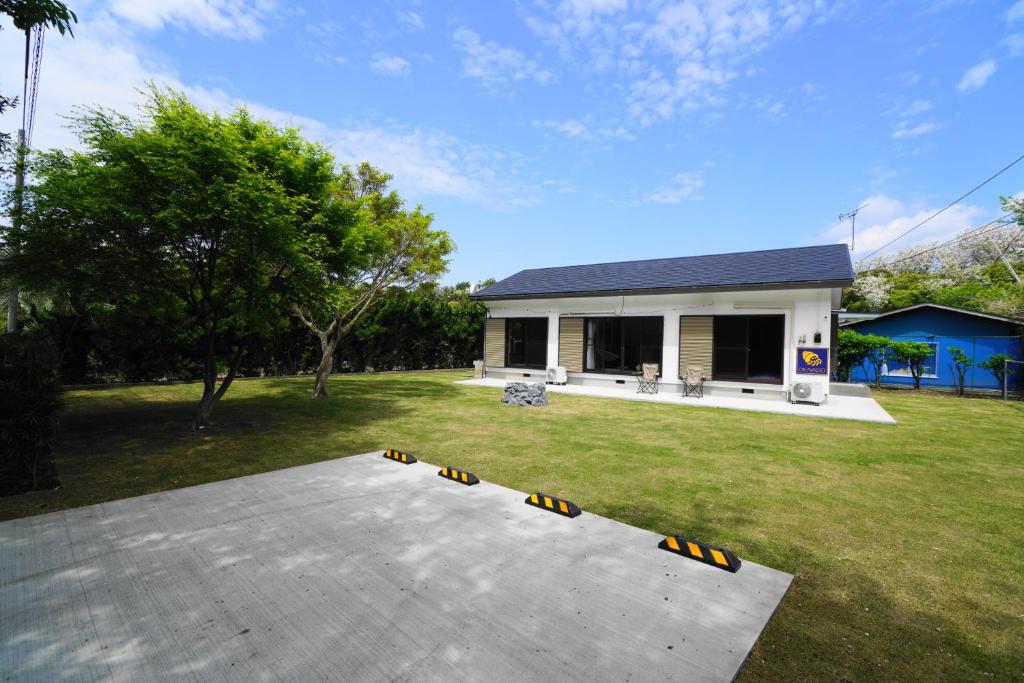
[2,371,1022,681]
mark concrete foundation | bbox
[459,378,896,423]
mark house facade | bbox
[472,244,854,403]
[842,303,1023,390]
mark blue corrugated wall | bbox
[845,307,1023,390]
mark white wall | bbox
[484,287,838,393]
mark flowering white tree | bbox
[847,196,1023,316]
[856,222,1022,277]
[851,273,893,309]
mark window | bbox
[884,342,938,378]
[712,315,785,384]
[506,318,548,368]
[584,317,663,374]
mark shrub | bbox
[0,333,61,496]
[836,329,874,382]
[890,340,934,390]
[979,353,1017,390]
[946,346,972,396]
[861,334,898,388]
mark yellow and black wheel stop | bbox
[525,492,581,518]
[383,448,417,464]
[658,535,742,573]
[438,467,479,486]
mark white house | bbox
[471,244,854,404]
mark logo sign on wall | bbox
[796,347,828,375]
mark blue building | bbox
[843,303,1023,390]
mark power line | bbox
[883,215,1012,266]
[24,27,44,148]
[859,213,1014,269]
[861,153,1024,260]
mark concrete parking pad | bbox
[1,453,792,682]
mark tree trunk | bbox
[192,346,243,429]
[5,282,18,333]
[293,292,382,398]
[312,333,338,398]
[194,382,218,430]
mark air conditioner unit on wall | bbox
[790,381,826,405]
[546,366,567,385]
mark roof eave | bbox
[841,303,1024,326]
[471,278,854,301]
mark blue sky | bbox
[2,0,1023,285]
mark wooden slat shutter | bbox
[558,318,584,372]
[484,318,505,368]
[679,316,713,379]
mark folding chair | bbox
[682,366,705,398]
[634,362,659,395]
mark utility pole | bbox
[1,0,75,335]
[992,226,1021,284]
[6,128,25,333]
[6,26,31,334]
[839,204,868,253]
[996,247,1021,284]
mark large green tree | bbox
[291,162,453,397]
[10,89,343,428]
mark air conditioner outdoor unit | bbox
[790,381,826,405]
[546,366,568,385]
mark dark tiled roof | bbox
[472,244,854,299]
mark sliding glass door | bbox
[712,315,785,384]
[584,317,663,374]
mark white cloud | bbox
[453,27,555,92]
[396,9,424,32]
[532,117,634,142]
[190,95,539,208]
[535,118,588,137]
[645,172,704,204]
[0,12,184,151]
[897,99,932,118]
[107,0,276,40]
[522,1,833,125]
[369,53,410,76]
[957,59,997,93]
[541,178,577,193]
[0,12,532,209]
[754,95,785,119]
[888,98,943,140]
[1008,1,1024,24]
[821,195,988,256]
[628,62,733,125]
[892,120,944,139]
[1004,32,1024,58]
[321,125,534,207]
[562,0,628,15]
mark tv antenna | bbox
[839,204,868,252]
